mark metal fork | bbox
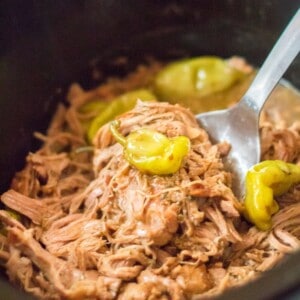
[196,9,300,199]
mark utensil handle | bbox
[241,9,300,113]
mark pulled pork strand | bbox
[1,97,300,299]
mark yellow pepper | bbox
[79,99,109,115]
[87,89,156,143]
[78,100,109,133]
[154,56,245,104]
[110,120,190,175]
[0,209,21,235]
[244,160,300,231]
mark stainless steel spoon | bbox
[196,9,300,199]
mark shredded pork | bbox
[1,61,300,300]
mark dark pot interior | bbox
[0,1,299,299]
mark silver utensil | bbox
[196,9,300,199]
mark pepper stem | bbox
[110,120,127,146]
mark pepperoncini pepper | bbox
[79,100,109,115]
[87,89,156,143]
[110,120,190,175]
[0,209,21,235]
[154,56,245,109]
[244,160,300,231]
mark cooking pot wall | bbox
[0,1,299,299]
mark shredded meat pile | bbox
[1,64,300,299]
